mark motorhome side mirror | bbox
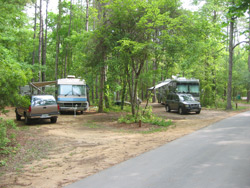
[55,90,58,95]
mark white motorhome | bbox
[57,75,89,113]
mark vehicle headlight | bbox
[199,104,201,108]
[185,104,190,108]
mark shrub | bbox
[118,106,172,127]
[0,118,17,154]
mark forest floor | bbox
[0,103,249,188]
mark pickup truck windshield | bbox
[31,96,56,106]
[59,85,86,96]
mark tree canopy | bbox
[1,0,250,112]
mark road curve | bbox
[65,111,250,188]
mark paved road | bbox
[65,111,250,188]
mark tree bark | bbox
[95,75,98,101]
[98,66,105,112]
[226,16,234,110]
[38,0,43,83]
[31,1,37,82]
[152,60,157,103]
[248,11,250,72]
[55,0,62,82]
[86,0,89,31]
[64,0,73,78]
[42,0,49,84]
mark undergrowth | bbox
[0,118,18,167]
[118,106,172,127]
[103,105,131,113]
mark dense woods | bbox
[1,0,250,112]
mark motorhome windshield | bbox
[177,84,199,93]
[189,85,199,93]
[59,85,86,96]
[177,85,188,93]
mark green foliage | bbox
[0,0,32,109]
[103,105,131,113]
[15,95,31,108]
[118,106,172,127]
[0,118,17,157]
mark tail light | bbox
[57,104,60,111]
[28,106,31,112]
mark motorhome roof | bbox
[67,75,76,78]
[57,78,86,85]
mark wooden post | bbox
[139,120,141,128]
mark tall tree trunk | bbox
[98,66,105,112]
[95,75,98,101]
[152,60,157,103]
[247,11,250,102]
[42,0,49,84]
[64,0,73,78]
[104,65,109,108]
[85,0,91,105]
[226,16,234,110]
[38,0,43,83]
[55,0,62,82]
[41,17,45,92]
[248,11,250,72]
[86,0,89,31]
[121,69,128,110]
[97,0,108,112]
[32,1,37,82]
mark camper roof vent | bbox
[67,75,76,79]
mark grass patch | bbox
[103,105,131,113]
[82,121,102,129]
[0,125,53,176]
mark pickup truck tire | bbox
[25,115,31,125]
[196,110,201,114]
[51,117,57,123]
[178,107,184,115]
[16,111,21,121]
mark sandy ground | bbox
[0,103,248,188]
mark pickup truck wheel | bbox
[178,107,184,115]
[165,105,171,112]
[196,110,201,114]
[16,112,21,121]
[51,117,57,123]
[25,116,31,125]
